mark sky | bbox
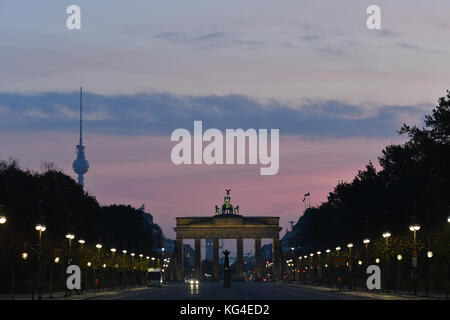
[1,1,449,245]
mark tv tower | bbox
[72,87,89,188]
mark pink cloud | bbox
[1,132,402,239]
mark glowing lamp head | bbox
[35,224,46,232]
[382,232,391,238]
[347,243,353,248]
[427,251,433,258]
[336,246,341,251]
[363,239,370,244]
[397,254,403,261]
[0,216,6,224]
[96,243,102,249]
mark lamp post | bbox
[382,231,391,292]
[95,243,102,292]
[347,243,353,290]
[363,239,370,264]
[122,250,127,289]
[111,248,117,290]
[65,233,75,265]
[78,239,85,293]
[35,224,46,300]
[64,233,75,296]
[317,251,322,285]
[130,253,135,287]
[409,224,420,296]
[326,249,331,288]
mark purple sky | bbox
[1,1,449,246]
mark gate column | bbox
[255,238,262,281]
[176,238,184,281]
[195,238,202,280]
[213,238,219,280]
[237,237,244,280]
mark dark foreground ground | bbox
[1,281,436,300]
[87,281,424,300]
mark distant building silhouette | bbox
[72,87,89,188]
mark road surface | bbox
[89,281,410,300]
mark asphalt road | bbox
[90,281,380,300]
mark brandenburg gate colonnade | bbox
[173,215,282,281]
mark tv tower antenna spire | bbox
[72,87,89,188]
[80,86,83,145]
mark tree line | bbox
[0,161,164,292]
[290,91,450,258]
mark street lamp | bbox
[35,224,46,300]
[409,224,420,244]
[427,251,433,258]
[65,233,75,265]
[397,254,402,261]
[363,239,370,264]
[94,243,102,292]
[22,252,28,260]
[111,248,117,265]
[347,243,353,256]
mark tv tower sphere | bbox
[73,87,89,187]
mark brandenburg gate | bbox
[174,190,282,281]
